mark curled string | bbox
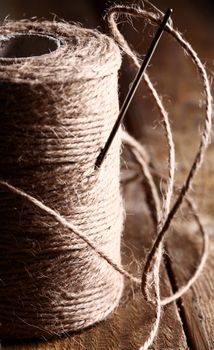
[0,5,212,350]
[106,9,176,322]
[107,5,212,348]
[122,141,209,306]
[106,3,212,297]
[145,164,209,306]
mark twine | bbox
[0,20,124,339]
[0,4,212,349]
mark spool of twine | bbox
[0,20,124,339]
[0,6,212,349]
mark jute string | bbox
[0,21,124,339]
[0,3,212,349]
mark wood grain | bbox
[166,224,214,350]
[164,131,214,350]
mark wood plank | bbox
[2,181,188,350]
[166,220,214,350]
[164,123,214,350]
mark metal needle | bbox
[95,8,172,169]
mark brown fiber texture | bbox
[0,20,124,339]
[0,6,212,349]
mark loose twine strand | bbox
[107,2,212,294]
[0,4,212,349]
[107,5,212,348]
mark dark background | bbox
[0,1,213,31]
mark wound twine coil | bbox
[0,4,212,350]
[0,20,124,339]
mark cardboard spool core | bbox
[0,33,61,59]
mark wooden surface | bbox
[1,0,214,349]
